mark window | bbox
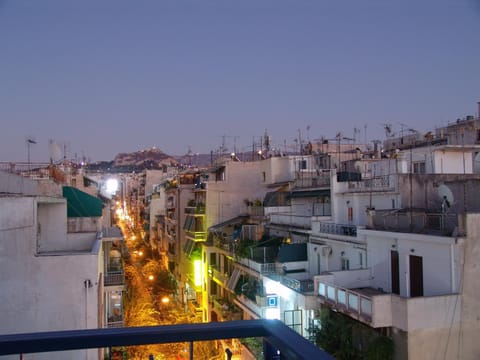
[298,160,307,170]
[341,258,350,270]
[413,162,426,174]
[284,309,303,335]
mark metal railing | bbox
[318,282,372,321]
[347,175,396,192]
[318,222,357,237]
[104,271,125,286]
[0,320,333,359]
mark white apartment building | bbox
[0,171,124,360]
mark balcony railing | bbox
[294,172,331,188]
[269,213,312,229]
[347,175,396,192]
[185,231,207,241]
[0,321,332,359]
[209,265,229,284]
[317,222,357,237]
[237,257,276,274]
[318,281,372,322]
[282,277,314,293]
[104,271,125,286]
[368,210,459,236]
[106,320,124,328]
[212,297,243,321]
[0,320,322,359]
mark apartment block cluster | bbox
[1,106,480,359]
[142,113,480,359]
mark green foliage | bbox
[316,309,394,360]
[240,338,263,359]
[364,336,394,360]
[234,238,255,259]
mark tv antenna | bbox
[25,136,37,168]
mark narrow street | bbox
[116,207,223,359]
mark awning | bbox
[208,216,248,234]
[278,243,308,262]
[62,186,103,218]
[287,189,330,199]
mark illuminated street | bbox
[115,203,222,360]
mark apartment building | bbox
[313,127,480,359]
[0,171,126,360]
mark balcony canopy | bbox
[62,186,103,218]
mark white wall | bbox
[0,195,101,360]
[364,230,459,297]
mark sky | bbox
[1,0,479,162]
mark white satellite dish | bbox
[438,184,454,209]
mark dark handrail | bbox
[0,320,333,359]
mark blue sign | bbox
[267,295,278,307]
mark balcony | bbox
[237,257,276,274]
[316,221,357,237]
[294,171,331,189]
[367,209,460,236]
[234,294,263,318]
[212,297,243,321]
[209,265,229,284]
[104,271,125,286]
[185,230,207,241]
[346,174,397,193]
[282,276,314,293]
[269,213,312,229]
[316,272,461,331]
[0,320,332,360]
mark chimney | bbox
[477,101,480,119]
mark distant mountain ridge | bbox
[86,147,214,172]
[113,147,178,168]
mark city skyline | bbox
[1,0,479,162]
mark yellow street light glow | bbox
[148,275,154,281]
[193,259,202,287]
[138,251,143,256]
[161,296,170,304]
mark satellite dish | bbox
[438,184,454,209]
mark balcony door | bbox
[390,250,400,295]
[409,255,424,297]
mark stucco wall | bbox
[365,230,458,297]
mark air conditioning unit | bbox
[321,246,332,257]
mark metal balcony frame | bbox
[0,320,332,359]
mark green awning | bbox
[288,189,330,199]
[278,243,308,262]
[62,186,103,218]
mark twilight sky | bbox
[1,0,479,162]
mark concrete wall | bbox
[37,201,68,253]
[458,213,480,359]
[365,230,459,297]
[206,160,270,227]
[0,171,38,195]
[0,195,101,360]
